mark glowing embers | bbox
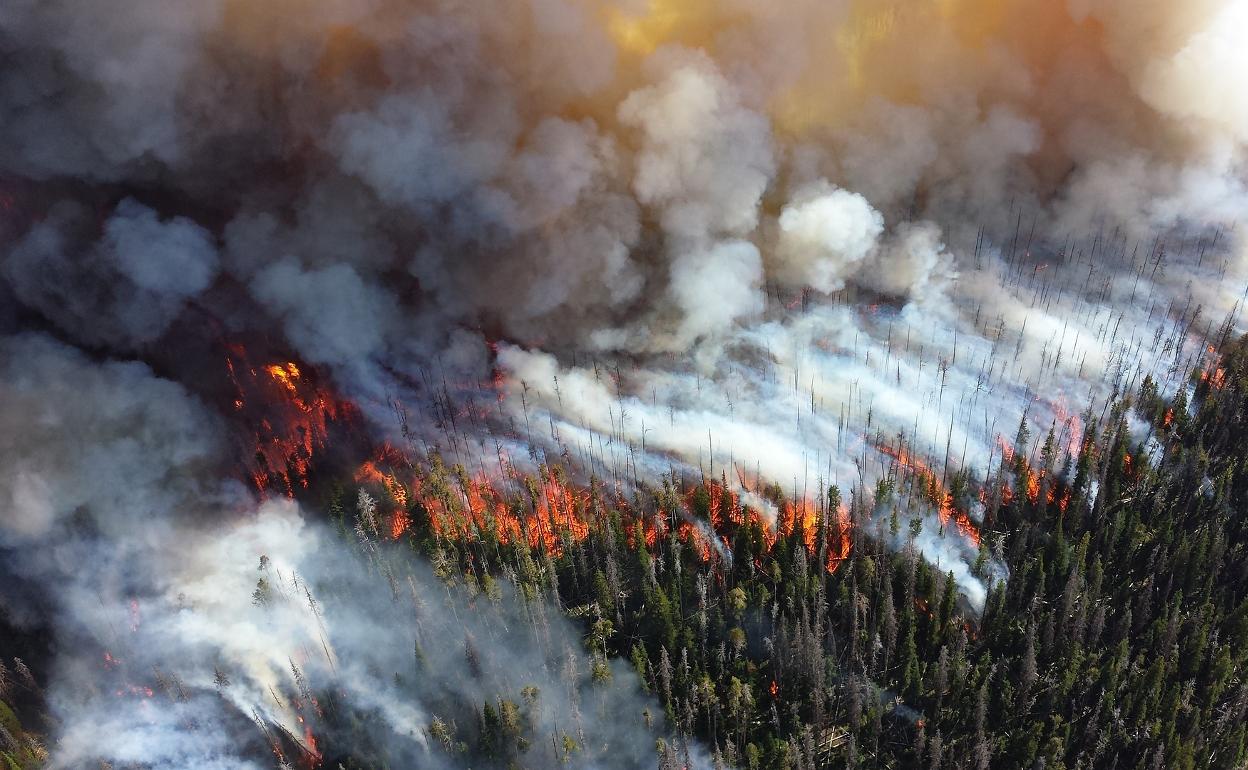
[225,345,355,498]
[97,649,162,704]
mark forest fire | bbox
[349,437,854,574]
[828,505,853,573]
[265,362,302,396]
[218,340,1112,610]
[218,339,867,577]
[214,342,1013,612]
[995,439,1031,498]
[116,684,155,699]
[1200,366,1227,390]
[225,345,357,498]
[1050,398,1085,459]
[877,443,981,548]
[354,451,412,538]
[354,448,596,553]
[779,497,819,551]
[1198,344,1228,391]
[993,434,1074,517]
[302,725,321,768]
[291,710,323,769]
[7,0,1248,765]
[99,648,158,702]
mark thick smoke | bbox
[2,0,1248,764]
[47,498,691,769]
[3,201,218,349]
[0,335,701,768]
[773,182,884,294]
[0,335,230,544]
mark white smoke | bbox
[669,239,766,346]
[0,334,705,768]
[774,182,884,294]
[619,50,775,244]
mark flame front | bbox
[877,442,981,548]
[355,446,855,575]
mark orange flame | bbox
[231,350,862,578]
[227,346,354,499]
[302,724,322,768]
[1198,344,1226,390]
[996,433,1073,515]
[877,442,980,548]
[356,448,853,575]
[355,452,414,538]
[1199,366,1227,390]
[1050,396,1084,458]
[997,434,1039,505]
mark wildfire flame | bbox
[231,353,864,592]
[226,345,355,498]
[995,434,1071,515]
[876,442,981,548]
[1050,396,1084,459]
[1198,344,1227,391]
[354,444,854,575]
[1200,366,1227,390]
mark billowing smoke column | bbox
[2,0,1248,765]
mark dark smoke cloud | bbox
[4,200,219,348]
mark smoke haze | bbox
[2,0,1248,765]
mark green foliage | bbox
[0,701,42,769]
[302,335,1248,769]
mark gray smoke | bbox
[0,334,703,768]
[2,0,1248,763]
[3,200,218,348]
